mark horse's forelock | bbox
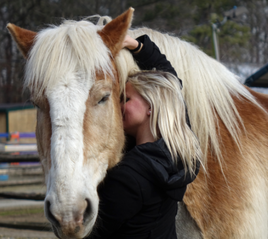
[25,20,114,99]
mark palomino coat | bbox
[88,35,199,239]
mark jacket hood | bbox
[121,138,199,201]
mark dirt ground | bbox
[0,227,55,239]
[0,203,54,238]
[0,205,56,239]
[0,181,56,239]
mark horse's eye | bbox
[98,94,110,104]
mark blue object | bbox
[0,132,36,138]
[0,133,9,138]
[0,175,9,181]
[0,163,8,169]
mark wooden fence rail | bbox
[0,152,44,200]
[0,154,39,163]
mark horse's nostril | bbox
[45,200,60,227]
[83,198,92,224]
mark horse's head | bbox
[7,8,134,239]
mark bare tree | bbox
[1,0,267,103]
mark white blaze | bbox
[45,72,99,228]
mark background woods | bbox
[0,0,267,103]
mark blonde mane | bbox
[115,27,264,167]
[25,20,114,99]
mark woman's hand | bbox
[122,35,138,49]
[122,35,143,53]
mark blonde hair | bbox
[127,71,202,175]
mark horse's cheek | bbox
[36,107,52,176]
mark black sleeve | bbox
[87,166,142,239]
[130,35,182,86]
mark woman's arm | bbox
[123,34,181,85]
[122,35,142,52]
[123,35,190,126]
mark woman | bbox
[88,35,202,239]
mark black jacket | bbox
[131,34,182,86]
[89,139,198,239]
[88,35,198,239]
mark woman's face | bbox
[121,82,150,137]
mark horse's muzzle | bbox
[45,198,93,238]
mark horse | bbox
[7,8,268,239]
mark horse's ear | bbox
[98,7,134,57]
[7,23,37,59]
